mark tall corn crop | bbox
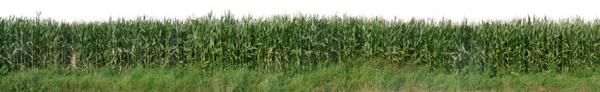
[1,15,599,73]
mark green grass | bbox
[1,62,598,92]
[1,14,600,91]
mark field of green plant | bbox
[1,14,600,91]
[2,63,598,91]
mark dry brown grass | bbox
[70,49,78,68]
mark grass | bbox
[1,62,598,92]
[1,14,600,91]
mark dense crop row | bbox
[1,15,599,73]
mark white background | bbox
[1,0,600,21]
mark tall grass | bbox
[1,14,600,74]
[2,63,598,91]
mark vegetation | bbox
[2,63,599,91]
[1,14,599,91]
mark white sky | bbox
[1,0,600,21]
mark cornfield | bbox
[1,14,599,74]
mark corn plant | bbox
[1,15,599,74]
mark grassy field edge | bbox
[1,62,598,92]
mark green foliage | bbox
[1,15,599,74]
[1,64,598,91]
